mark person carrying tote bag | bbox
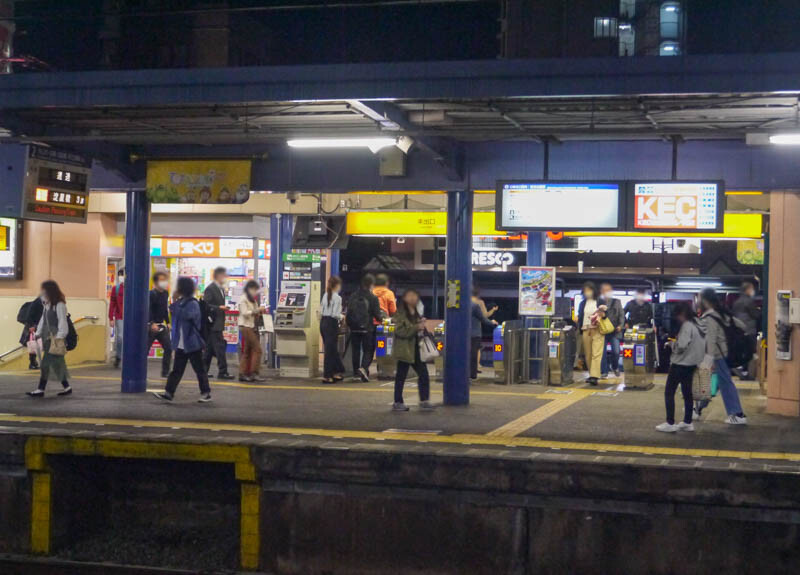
[391,289,435,412]
[27,281,72,397]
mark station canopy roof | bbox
[3,93,800,146]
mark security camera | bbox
[287,191,299,205]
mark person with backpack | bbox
[656,302,705,433]
[26,281,72,397]
[147,271,172,378]
[153,277,212,403]
[346,273,383,382]
[698,288,747,425]
[203,267,234,380]
[18,295,44,370]
[391,288,435,411]
[238,279,266,383]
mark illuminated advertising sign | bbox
[471,250,517,270]
[496,181,623,231]
[630,181,723,233]
[0,217,22,279]
[146,160,252,204]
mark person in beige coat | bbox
[238,280,265,382]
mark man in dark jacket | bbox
[19,296,44,370]
[600,282,624,378]
[471,292,498,379]
[346,274,383,382]
[624,289,653,328]
[203,267,234,380]
[147,271,173,378]
[732,280,760,379]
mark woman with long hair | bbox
[391,288,434,411]
[320,276,345,383]
[576,281,607,385]
[153,277,212,402]
[237,279,266,382]
[27,280,72,397]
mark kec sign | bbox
[636,195,697,228]
[472,251,516,270]
[633,182,720,231]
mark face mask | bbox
[602,291,612,299]
[635,294,645,303]
[583,292,592,299]
[158,280,169,290]
[40,292,47,302]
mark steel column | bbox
[121,190,151,393]
[444,190,473,406]
[329,249,340,277]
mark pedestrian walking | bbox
[147,271,173,377]
[346,273,383,382]
[26,281,72,397]
[238,280,266,383]
[203,267,234,380]
[320,276,345,384]
[577,281,606,385]
[600,282,623,378]
[656,302,705,433]
[698,288,748,425]
[17,295,44,370]
[392,289,434,411]
[153,277,212,403]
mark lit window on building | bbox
[594,17,618,38]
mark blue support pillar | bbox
[329,249,340,277]
[527,232,547,380]
[121,190,151,393]
[443,189,473,406]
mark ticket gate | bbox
[375,320,396,379]
[492,324,505,382]
[547,320,577,386]
[274,280,320,378]
[621,325,657,390]
[433,323,445,379]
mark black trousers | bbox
[321,317,345,379]
[351,330,375,374]
[470,336,482,379]
[203,330,229,375]
[166,349,211,396]
[394,342,431,404]
[665,363,695,425]
[147,325,172,376]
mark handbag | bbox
[692,366,712,401]
[27,334,41,355]
[418,331,439,363]
[49,337,67,356]
[597,317,615,335]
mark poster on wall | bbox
[776,290,792,361]
[146,160,252,204]
[518,266,556,316]
[736,239,765,265]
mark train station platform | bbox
[2,363,800,574]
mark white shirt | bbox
[321,292,343,320]
[238,295,261,328]
[582,299,597,330]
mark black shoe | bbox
[589,378,598,386]
[197,394,212,403]
[152,391,173,401]
[239,375,254,383]
[217,373,235,380]
[29,363,39,370]
[113,358,121,368]
[26,389,44,397]
[57,386,72,396]
[358,367,370,382]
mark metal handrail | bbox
[0,315,99,361]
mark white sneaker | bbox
[725,414,748,425]
[692,408,700,421]
[677,422,694,432]
[655,422,678,433]
[419,400,436,411]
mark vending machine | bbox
[274,280,320,378]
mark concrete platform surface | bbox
[1,362,798,468]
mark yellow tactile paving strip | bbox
[487,395,587,437]
[2,413,799,462]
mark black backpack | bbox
[346,291,371,332]
[17,301,32,324]
[65,314,78,351]
[711,313,753,368]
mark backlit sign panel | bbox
[496,181,623,231]
[631,181,723,233]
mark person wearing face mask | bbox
[599,282,624,378]
[731,280,760,380]
[624,288,653,329]
[108,267,125,368]
[203,267,234,380]
[576,281,606,385]
[238,279,266,382]
[391,288,435,411]
[320,276,346,384]
[27,281,72,397]
[147,271,173,377]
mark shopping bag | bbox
[27,335,41,355]
[418,332,439,363]
[692,366,712,401]
[711,372,719,397]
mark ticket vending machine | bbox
[622,326,657,390]
[375,320,396,379]
[547,320,577,386]
[274,280,320,378]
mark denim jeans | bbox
[600,333,620,375]
[715,358,744,416]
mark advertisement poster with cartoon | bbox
[518,266,556,316]
[146,160,252,204]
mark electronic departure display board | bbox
[496,181,624,231]
[22,146,92,224]
[629,181,724,233]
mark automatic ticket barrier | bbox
[274,280,320,378]
[433,323,445,378]
[621,325,657,390]
[547,320,576,386]
[492,324,504,382]
[375,320,395,379]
